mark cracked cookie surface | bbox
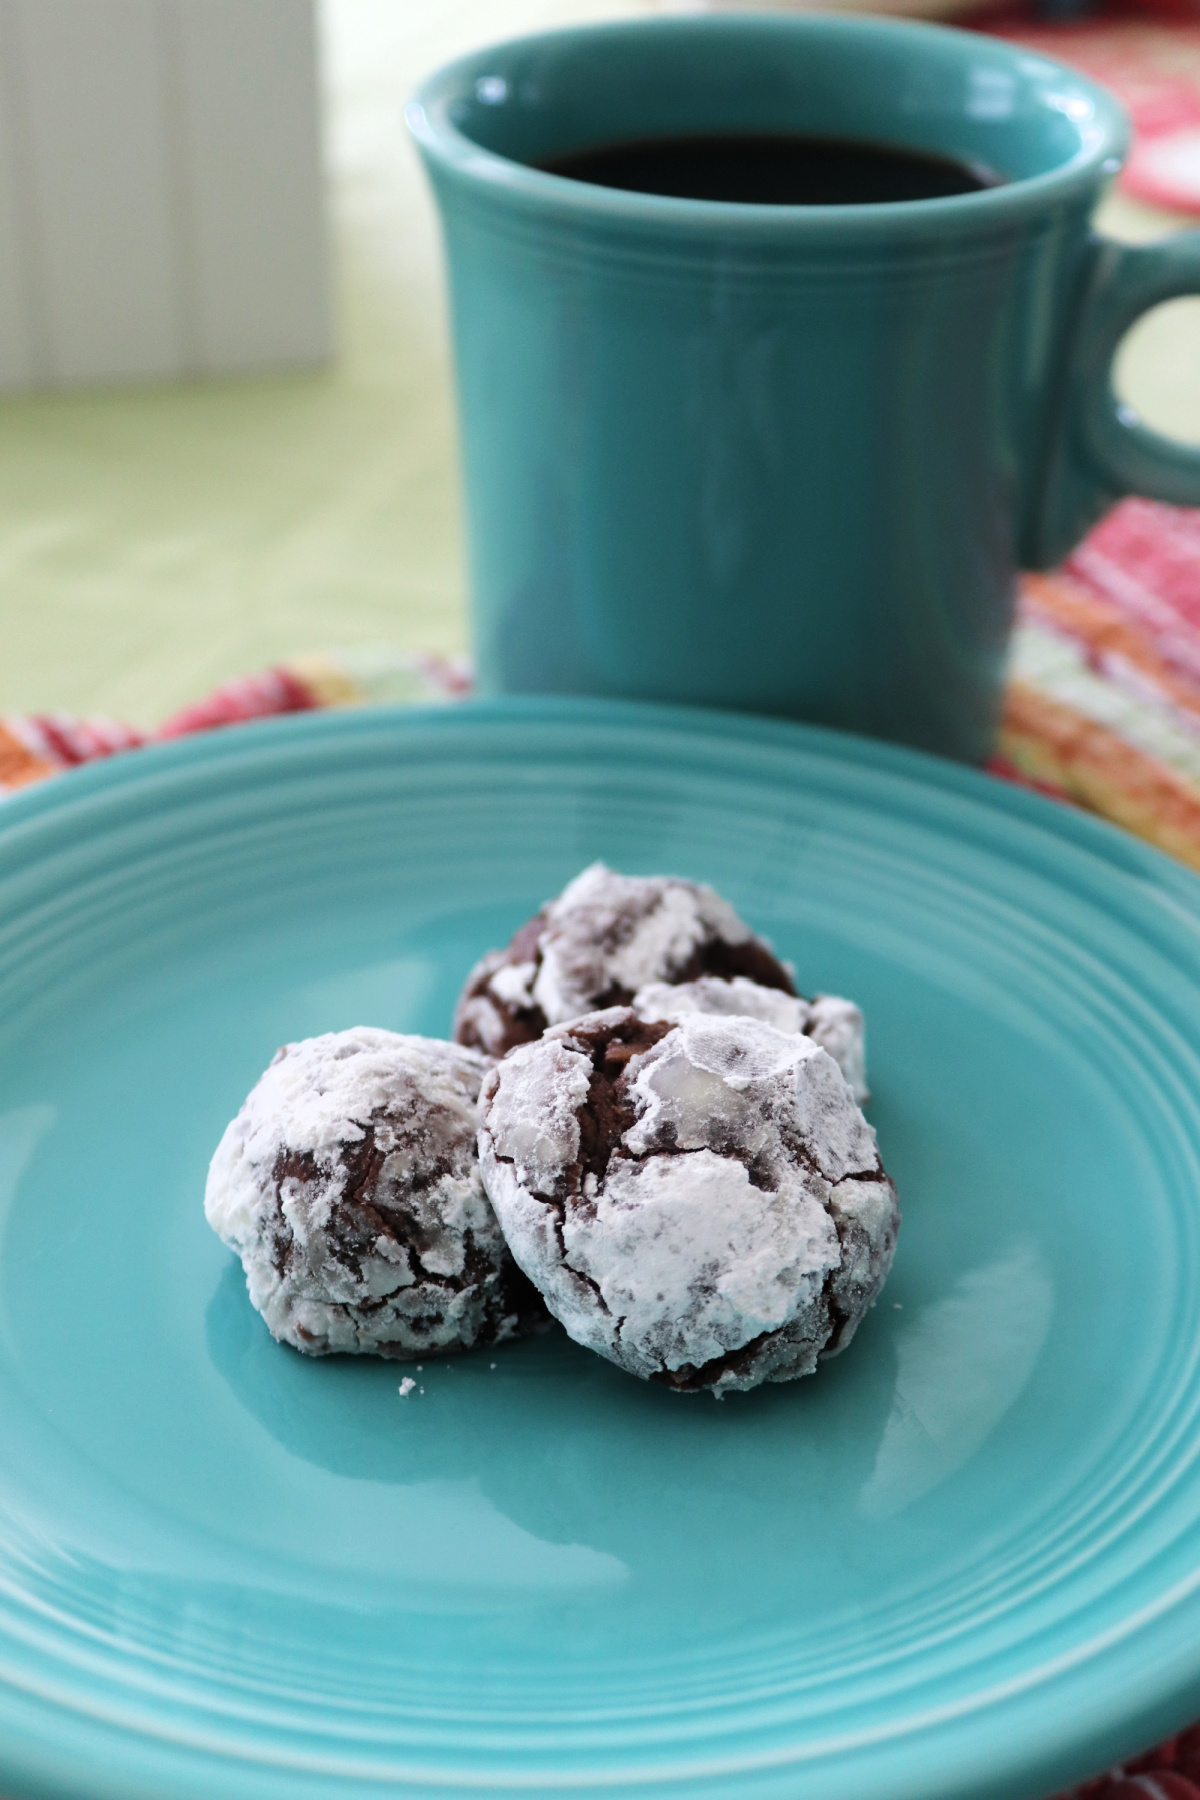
[453,862,795,1058]
[205,1027,544,1358]
[478,1008,898,1396]
[632,975,869,1104]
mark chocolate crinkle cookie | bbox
[478,1007,898,1397]
[205,1027,544,1359]
[632,975,868,1104]
[453,862,795,1058]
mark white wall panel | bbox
[12,0,184,384]
[0,0,329,391]
[0,0,42,388]
[170,0,331,374]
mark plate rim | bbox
[0,693,1191,896]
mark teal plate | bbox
[4,698,1200,1800]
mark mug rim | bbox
[407,12,1130,239]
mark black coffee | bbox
[539,133,1001,205]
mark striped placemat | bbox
[7,498,1200,885]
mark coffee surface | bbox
[540,132,1001,205]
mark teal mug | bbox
[409,15,1200,762]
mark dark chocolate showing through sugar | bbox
[455,908,795,1059]
[552,1015,806,1395]
[269,1114,544,1356]
[565,1014,672,1197]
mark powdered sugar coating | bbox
[633,976,868,1103]
[205,1027,542,1358]
[478,1008,898,1396]
[454,863,795,1058]
[806,995,868,1106]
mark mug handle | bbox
[1032,230,1200,567]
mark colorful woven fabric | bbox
[0,649,469,796]
[8,510,1200,889]
[1056,1723,1200,1800]
[996,498,1200,873]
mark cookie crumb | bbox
[398,1377,416,1397]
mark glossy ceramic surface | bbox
[410,16,1200,761]
[3,698,1200,1800]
